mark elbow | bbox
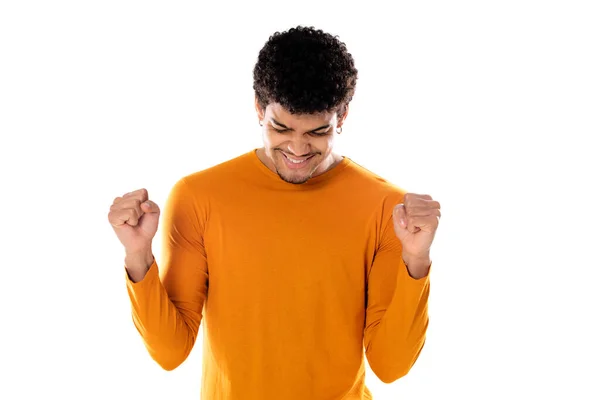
[367,339,425,384]
[156,358,183,371]
[370,361,412,384]
[147,341,194,372]
[151,350,188,371]
[132,312,200,372]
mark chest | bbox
[203,195,377,295]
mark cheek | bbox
[263,132,281,148]
[317,137,335,152]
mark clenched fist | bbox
[392,193,441,278]
[108,188,160,254]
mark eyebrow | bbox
[270,118,331,133]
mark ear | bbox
[338,104,350,127]
[255,95,265,120]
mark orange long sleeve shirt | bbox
[125,148,430,400]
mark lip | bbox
[281,152,314,169]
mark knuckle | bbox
[132,207,142,219]
[107,212,118,224]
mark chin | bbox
[280,172,312,184]
[277,159,316,184]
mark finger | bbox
[123,188,149,202]
[407,215,440,231]
[108,208,141,227]
[403,193,432,201]
[424,199,440,209]
[393,204,408,228]
[123,188,146,197]
[406,206,440,217]
[121,208,141,226]
[407,198,440,209]
[421,194,433,200]
[110,197,144,214]
[141,200,160,214]
[405,206,441,217]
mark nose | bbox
[286,137,312,157]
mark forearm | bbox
[365,259,430,383]
[125,258,200,371]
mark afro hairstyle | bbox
[253,26,358,117]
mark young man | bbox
[108,26,441,400]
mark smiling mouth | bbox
[281,151,315,167]
[283,153,312,161]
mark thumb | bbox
[393,204,410,240]
[394,204,407,228]
[142,200,160,214]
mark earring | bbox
[336,126,342,134]
[259,120,263,126]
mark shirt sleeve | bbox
[125,177,209,371]
[363,211,431,383]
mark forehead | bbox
[266,103,335,123]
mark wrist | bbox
[125,247,153,261]
[402,253,431,279]
[125,249,154,282]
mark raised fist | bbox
[108,188,160,254]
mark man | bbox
[108,26,441,400]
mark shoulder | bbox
[163,150,253,206]
[344,157,407,203]
[180,150,252,190]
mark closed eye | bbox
[274,128,329,136]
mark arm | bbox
[363,213,430,383]
[125,177,208,371]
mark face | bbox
[255,99,348,184]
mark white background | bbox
[1,1,599,399]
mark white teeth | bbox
[285,154,308,163]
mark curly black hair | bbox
[253,26,358,117]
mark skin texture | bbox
[393,193,441,279]
[108,188,159,282]
[254,97,348,185]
